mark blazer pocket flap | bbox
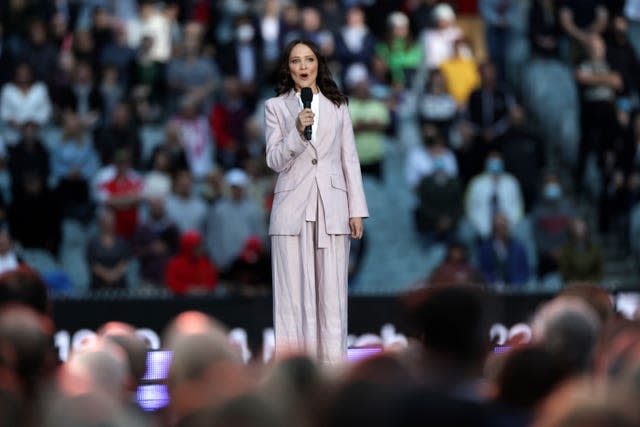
[274,178,297,193]
[330,175,347,191]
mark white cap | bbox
[433,4,456,23]
[225,168,249,187]
[344,63,369,89]
[387,11,409,28]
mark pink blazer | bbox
[265,90,369,235]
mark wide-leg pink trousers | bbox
[271,221,350,365]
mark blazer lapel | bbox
[284,90,300,123]
[316,92,333,145]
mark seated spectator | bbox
[99,65,124,122]
[143,146,174,200]
[53,60,103,128]
[94,148,145,241]
[166,230,218,295]
[299,6,335,59]
[334,6,377,75]
[21,18,58,87]
[477,213,531,288]
[531,174,576,278]
[86,208,131,291]
[413,151,464,246]
[480,0,521,80]
[406,124,458,190]
[346,64,391,181]
[529,0,562,59]
[464,151,524,239]
[0,61,52,144]
[133,196,179,289]
[459,62,517,181]
[165,22,219,113]
[205,169,267,294]
[8,172,62,256]
[165,169,207,234]
[7,121,49,199]
[558,217,604,284]
[50,113,100,222]
[208,76,252,169]
[499,106,546,210]
[574,34,623,194]
[99,23,136,89]
[439,38,481,108]
[418,69,459,136]
[93,102,142,169]
[420,3,463,70]
[158,122,190,174]
[171,96,216,181]
[427,242,484,287]
[375,12,422,90]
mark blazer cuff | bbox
[285,127,310,157]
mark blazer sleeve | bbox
[264,98,310,173]
[340,104,369,218]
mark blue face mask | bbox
[433,156,446,171]
[486,158,504,174]
[544,183,562,200]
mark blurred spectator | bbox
[410,0,438,36]
[165,22,219,113]
[72,29,100,75]
[21,19,58,87]
[143,146,174,200]
[130,1,172,64]
[99,65,125,122]
[8,172,62,256]
[375,11,422,90]
[299,7,335,59]
[605,15,640,104]
[0,266,49,314]
[217,15,263,107]
[0,62,52,144]
[0,230,21,276]
[90,6,115,56]
[439,38,481,107]
[7,121,50,199]
[53,60,103,128]
[531,295,601,374]
[94,102,142,168]
[209,76,252,169]
[559,0,609,63]
[258,0,284,81]
[480,0,521,80]
[346,64,391,181]
[171,97,216,181]
[166,230,218,295]
[529,0,562,58]
[420,3,463,70]
[205,169,267,293]
[418,69,459,136]
[499,106,546,210]
[574,34,622,194]
[87,207,131,291]
[334,6,377,75]
[100,23,136,89]
[159,122,190,173]
[0,23,16,87]
[50,113,99,221]
[406,123,458,190]
[133,197,179,288]
[460,62,517,181]
[477,213,531,288]
[279,4,303,49]
[427,242,484,287]
[464,151,524,239]
[94,148,145,241]
[558,217,604,284]
[627,0,640,57]
[165,169,207,234]
[531,174,576,278]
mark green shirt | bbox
[349,98,390,164]
[375,38,422,87]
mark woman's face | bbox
[288,43,318,92]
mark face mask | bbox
[433,156,446,171]
[236,24,255,43]
[544,183,562,200]
[485,158,504,174]
[457,45,472,59]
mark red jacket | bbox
[166,231,217,294]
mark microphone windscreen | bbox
[300,87,313,107]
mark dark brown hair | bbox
[275,39,348,107]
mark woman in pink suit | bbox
[265,39,369,364]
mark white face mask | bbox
[457,45,473,59]
[236,24,255,42]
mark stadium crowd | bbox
[2,266,640,426]
[0,0,639,294]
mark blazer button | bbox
[290,152,295,158]
[311,159,317,165]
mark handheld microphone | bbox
[300,87,313,141]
